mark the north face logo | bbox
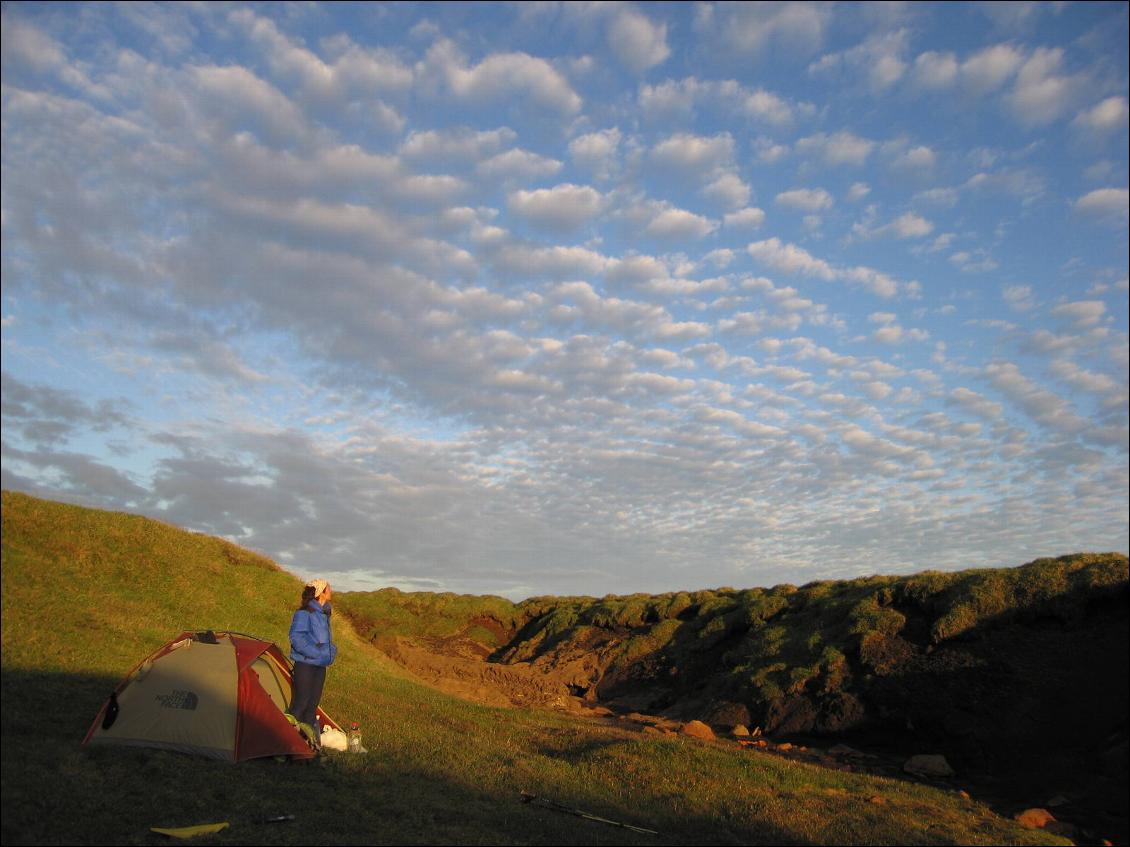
[156,689,199,710]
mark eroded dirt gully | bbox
[370,629,1128,847]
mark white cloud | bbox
[1,15,67,74]
[400,127,516,162]
[233,10,413,103]
[961,43,1024,94]
[950,387,1004,421]
[892,145,936,171]
[912,51,958,89]
[476,148,563,181]
[1002,285,1035,311]
[809,29,909,92]
[508,184,605,231]
[984,361,1087,436]
[1073,97,1129,133]
[190,65,310,146]
[723,207,766,229]
[1050,300,1106,329]
[796,131,875,166]
[651,132,734,173]
[569,128,622,180]
[702,172,751,209]
[637,76,811,126]
[740,87,802,126]
[949,249,999,273]
[425,39,582,114]
[645,206,717,239]
[890,213,933,238]
[847,182,871,202]
[1075,188,1129,225]
[854,212,933,240]
[608,6,670,73]
[696,2,829,57]
[494,244,609,278]
[755,137,790,163]
[1048,359,1122,401]
[747,238,835,280]
[775,188,833,212]
[745,239,902,298]
[1007,47,1086,127]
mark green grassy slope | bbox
[1,491,1066,845]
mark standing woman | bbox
[288,578,337,746]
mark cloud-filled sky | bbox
[2,1,1127,599]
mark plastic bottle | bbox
[348,722,362,753]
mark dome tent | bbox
[83,630,339,761]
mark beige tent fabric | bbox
[89,637,238,761]
[250,653,291,714]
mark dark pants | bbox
[289,661,327,729]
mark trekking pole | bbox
[519,791,659,835]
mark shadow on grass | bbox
[1,667,805,846]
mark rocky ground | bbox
[374,628,1127,847]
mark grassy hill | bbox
[1,490,1073,845]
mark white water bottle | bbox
[348,722,362,753]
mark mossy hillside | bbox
[341,554,1127,717]
[1,490,1067,845]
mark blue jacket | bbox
[289,600,337,667]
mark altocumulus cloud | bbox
[1,3,1126,598]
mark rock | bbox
[1046,794,1069,807]
[828,743,862,757]
[750,726,762,738]
[958,790,971,800]
[642,726,662,735]
[765,695,819,735]
[680,720,716,740]
[869,796,886,805]
[705,701,752,729]
[903,754,955,778]
[1043,821,1077,838]
[777,742,794,751]
[732,725,750,737]
[815,691,868,733]
[1013,808,1056,830]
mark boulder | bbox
[705,701,752,729]
[764,696,819,735]
[680,720,716,740]
[1013,808,1056,830]
[815,691,867,733]
[731,725,750,737]
[903,754,955,778]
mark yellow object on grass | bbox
[150,822,230,838]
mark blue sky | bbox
[2,1,1127,599]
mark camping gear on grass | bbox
[320,724,348,751]
[84,630,339,761]
[150,822,230,839]
[348,721,366,753]
[519,791,658,835]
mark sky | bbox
[1,1,1127,600]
